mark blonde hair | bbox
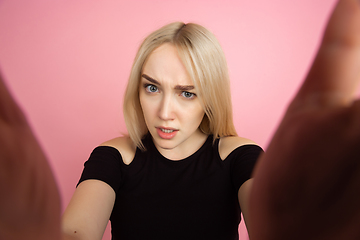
[123,22,237,150]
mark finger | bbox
[292,0,360,109]
[0,70,26,125]
[0,70,62,240]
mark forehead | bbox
[142,43,193,86]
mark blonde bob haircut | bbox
[123,22,237,150]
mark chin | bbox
[155,140,177,150]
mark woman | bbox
[1,0,360,239]
[62,22,263,240]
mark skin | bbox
[248,0,360,239]
[0,73,61,240]
[139,43,208,160]
[0,0,359,239]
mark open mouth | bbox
[156,127,178,139]
[160,128,174,133]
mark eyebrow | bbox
[141,74,195,91]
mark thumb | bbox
[292,0,360,110]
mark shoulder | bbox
[218,136,259,160]
[99,136,136,165]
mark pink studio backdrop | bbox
[0,0,349,239]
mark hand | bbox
[249,0,360,239]
[0,73,61,240]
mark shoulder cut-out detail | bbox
[218,136,259,160]
[100,136,136,165]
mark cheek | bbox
[197,111,205,124]
[139,94,151,118]
[186,104,205,124]
[194,102,205,117]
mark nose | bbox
[158,94,175,121]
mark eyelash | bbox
[143,84,196,99]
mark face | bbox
[139,43,207,160]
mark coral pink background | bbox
[0,0,348,239]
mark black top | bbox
[78,134,263,240]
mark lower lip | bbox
[156,128,178,139]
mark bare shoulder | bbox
[100,136,136,165]
[218,136,259,160]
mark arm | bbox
[62,180,115,240]
[249,0,360,239]
[62,137,134,240]
[0,72,115,240]
[218,136,258,237]
[238,179,253,236]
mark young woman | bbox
[1,0,360,240]
[62,22,263,240]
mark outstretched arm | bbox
[249,0,360,239]
[0,72,62,240]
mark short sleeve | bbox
[229,145,264,191]
[77,146,123,194]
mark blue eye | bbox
[145,84,158,93]
[181,91,195,99]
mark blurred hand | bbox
[249,0,360,239]
[0,73,61,240]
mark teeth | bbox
[161,128,174,133]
